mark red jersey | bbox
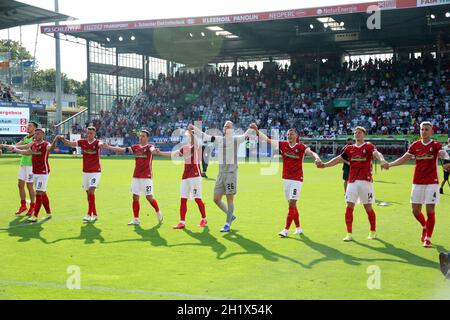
[407,140,442,185]
[31,140,50,174]
[279,141,308,181]
[342,142,375,183]
[131,144,155,179]
[179,144,202,180]
[77,139,102,173]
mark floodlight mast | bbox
[55,0,63,131]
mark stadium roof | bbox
[41,0,450,65]
[0,0,73,30]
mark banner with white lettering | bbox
[42,1,424,34]
[417,0,450,7]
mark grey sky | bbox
[0,0,374,81]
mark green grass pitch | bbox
[0,155,449,300]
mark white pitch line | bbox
[0,280,232,300]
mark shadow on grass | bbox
[353,238,440,270]
[289,234,405,268]
[104,225,226,258]
[435,244,449,254]
[51,222,104,245]
[2,217,48,243]
[103,224,169,247]
[171,227,227,259]
[221,231,309,268]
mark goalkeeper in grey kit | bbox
[189,121,253,232]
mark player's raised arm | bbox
[58,135,78,148]
[305,148,322,165]
[98,141,108,149]
[385,152,413,169]
[373,149,388,168]
[250,123,277,146]
[11,142,33,150]
[104,144,128,153]
[439,149,450,160]
[156,149,180,158]
[11,146,32,156]
[47,136,59,152]
[14,138,25,147]
[320,155,344,169]
[189,124,216,143]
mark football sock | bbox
[426,213,436,239]
[226,203,234,224]
[88,194,96,216]
[180,198,188,221]
[86,194,92,216]
[293,207,301,228]
[91,194,97,216]
[216,201,228,215]
[195,198,206,219]
[415,212,426,227]
[285,207,295,230]
[149,198,160,213]
[132,201,140,218]
[367,209,376,232]
[34,194,43,217]
[42,193,51,214]
[345,207,354,233]
[20,200,26,208]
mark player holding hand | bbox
[382,122,450,248]
[105,130,162,226]
[318,127,387,242]
[251,123,322,238]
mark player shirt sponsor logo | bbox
[351,156,367,162]
[284,153,300,159]
[31,151,41,155]
[416,155,434,160]
[83,150,98,154]
[135,154,148,158]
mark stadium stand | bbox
[89,54,449,147]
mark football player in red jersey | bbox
[382,122,450,248]
[156,129,207,229]
[58,127,107,223]
[7,128,58,223]
[250,123,322,237]
[105,130,163,226]
[317,127,387,242]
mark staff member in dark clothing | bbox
[341,138,354,193]
[201,139,212,178]
[440,138,450,194]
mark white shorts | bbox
[131,178,154,196]
[283,179,302,201]
[180,177,202,199]
[18,166,33,183]
[82,173,101,191]
[34,174,49,192]
[411,184,440,205]
[346,180,375,204]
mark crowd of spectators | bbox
[0,82,13,102]
[89,53,450,140]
